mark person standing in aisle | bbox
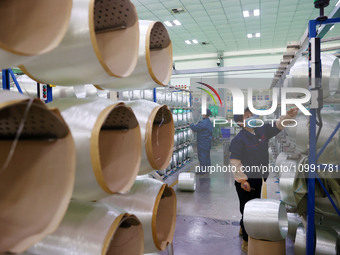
[190,109,214,174]
[229,107,298,253]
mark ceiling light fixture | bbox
[254,9,260,16]
[330,25,335,31]
[255,32,261,37]
[243,10,250,17]
[247,33,253,38]
[173,20,181,25]
[164,21,173,27]
[185,40,192,45]
[336,0,340,6]
[192,39,199,44]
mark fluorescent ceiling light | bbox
[185,40,192,44]
[336,0,340,6]
[255,33,261,37]
[192,39,199,44]
[330,25,335,31]
[173,20,181,26]
[247,33,253,38]
[164,21,173,27]
[243,10,250,17]
[254,9,260,16]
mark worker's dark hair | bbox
[233,107,250,124]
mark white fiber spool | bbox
[171,152,178,169]
[173,132,179,147]
[20,0,139,86]
[183,111,187,124]
[244,199,288,241]
[178,149,184,164]
[177,111,183,126]
[172,111,178,127]
[0,91,76,253]
[143,89,154,102]
[155,88,166,104]
[187,128,194,141]
[97,20,173,90]
[26,201,144,255]
[290,54,340,98]
[0,0,72,69]
[49,98,142,201]
[101,178,177,253]
[295,224,338,255]
[287,213,302,240]
[178,172,196,192]
[183,146,188,160]
[290,112,340,164]
[126,100,174,175]
[187,145,194,159]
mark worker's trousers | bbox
[235,181,262,242]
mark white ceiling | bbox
[131,0,340,56]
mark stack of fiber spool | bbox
[244,199,288,255]
[0,0,178,254]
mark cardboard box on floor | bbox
[248,237,286,255]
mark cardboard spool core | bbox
[149,22,173,85]
[94,0,138,77]
[154,186,176,250]
[0,0,72,55]
[99,105,140,193]
[0,102,74,253]
[149,106,174,169]
[106,216,143,255]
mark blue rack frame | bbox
[307,17,340,255]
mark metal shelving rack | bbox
[307,17,340,255]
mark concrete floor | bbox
[158,142,294,255]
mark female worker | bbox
[229,107,298,253]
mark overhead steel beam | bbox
[172,64,279,75]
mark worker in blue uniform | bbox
[190,109,214,174]
[230,107,298,253]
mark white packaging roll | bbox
[244,199,288,241]
[178,172,196,192]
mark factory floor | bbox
[160,142,294,255]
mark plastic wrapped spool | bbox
[289,112,340,164]
[172,111,178,127]
[173,132,178,147]
[315,195,340,215]
[187,128,194,141]
[132,90,142,100]
[165,89,172,106]
[20,0,139,87]
[126,100,174,175]
[121,91,132,101]
[178,172,196,192]
[187,111,194,123]
[177,111,183,126]
[172,91,178,107]
[97,20,173,90]
[101,178,177,253]
[295,224,338,255]
[244,199,288,241]
[179,130,185,144]
[287,213,302,240]
[143,89,154,102]
[290,55,339,98]
[156,88,166,104]
[49,98,141,201]
[183,146,188,160]
[26,201,144,255]
[0,0,72,69]
[177,92,183,107]
[178,149,184,164]
[0,91,75,253]
[182,110,188,124]
[171,151,178,168]
[187,145,194,159]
